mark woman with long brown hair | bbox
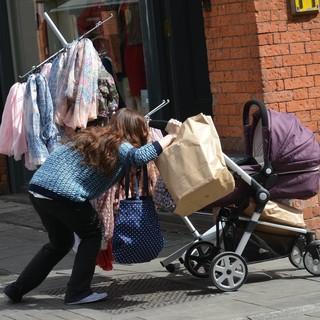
[4,108,181,305]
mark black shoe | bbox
[4,283,23,303]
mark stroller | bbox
[155,99,320,292]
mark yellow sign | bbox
[291,0,320,14]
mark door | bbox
[140,0,212,121]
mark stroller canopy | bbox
[245,109,320,173]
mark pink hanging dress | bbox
[0,82,27,160]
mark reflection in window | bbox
[50,0,149,114]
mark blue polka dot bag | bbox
[112,149,164,264]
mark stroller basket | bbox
[232,224,299,263]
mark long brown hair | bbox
[70,108,149,176]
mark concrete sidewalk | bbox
[1,193,320,320]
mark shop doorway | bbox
[141,0,212,121]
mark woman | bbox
[4,108,181,305]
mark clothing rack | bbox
[44,12,68,47]
[78,13,113,41]
[146,99,170,131]
[144,99,170,121]
[19,12,113,80]
[19,48,65,80]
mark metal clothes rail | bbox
[19,12,113,80]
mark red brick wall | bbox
[204,0,264,142]
[256,0,320,134]
[0,155,9,194]
[203,0,320,235]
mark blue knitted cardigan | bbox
[29,141,162,202]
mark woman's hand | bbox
[157,119,182,150]
[165,119,182,138]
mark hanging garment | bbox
[0,82,28,160]
[48,51,74,140]
[54,38,100,129]
[53,41,79,127]
[65,38,99,128]
[101,56,126,109]
[96,183,126,248]
[96,59,119,122]
[24,73,59,168]
[48,51,68,115]
[40,62,52,80]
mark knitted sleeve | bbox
[118,141,162,167]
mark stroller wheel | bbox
[303,245,320,276]
[289,238,306,269]
[184,241,219,278]
[165,263,176,273]
[210,252,248,292]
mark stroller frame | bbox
[156,100,320,292]
[160,153,318,292]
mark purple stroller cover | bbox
[244,109,320,199]
[245,109,320,172]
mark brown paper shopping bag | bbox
[243,198,306,229]
[155,113,235,216]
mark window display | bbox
[42,0,149,114]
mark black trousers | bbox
[14,193,103,303]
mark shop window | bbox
[45,1,149,114]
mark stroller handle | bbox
[149,120,168,131]
[243,100,269,128]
